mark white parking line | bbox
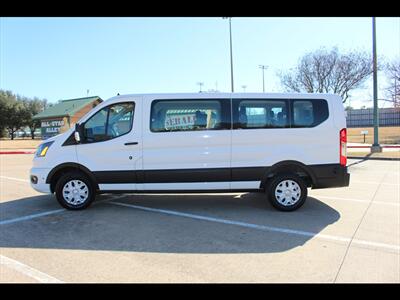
[109,201,400,253]
[0,176,29,183]
[0,255,64,283]
[0,209,66,225]
[351,180,399,186]
[309,195,400,207]
[0,195,128,226]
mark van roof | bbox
[106,92,341,102]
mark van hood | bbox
[41,128,74,144]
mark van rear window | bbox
[233,98,328,129]
[291,99,329,128]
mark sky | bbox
[1,17,399,108]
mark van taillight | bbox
[340,128,347,166]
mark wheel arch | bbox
[46,162,98,193]
[260,160,317,189]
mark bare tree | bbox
[278,48,374,103]
[385,59,400,107]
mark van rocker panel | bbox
[90,164,349,189]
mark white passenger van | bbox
[30,93,350,211]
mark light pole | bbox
[259,65,268,93]
[223,17,234,92]
[197,82,204,93]
[394,76,399,107]
[371,17,382,153]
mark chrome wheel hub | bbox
[62,180,89,205]
[275,180,301,206]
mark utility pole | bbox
[259,65,268,93]
[86,89,89,97]
[197,82,204,93]
[229,18,234,92]
[371,17,382,153]
[395,76,399,107]
[223,17,234,92]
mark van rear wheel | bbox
[266,173,307,211]
[55,172,95,210]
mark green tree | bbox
[0,91,12,137]
[1,90,49,139]
[0,90,29,139]
[22,97,48,139]
[10,103,28,140]
[0,90,18,138]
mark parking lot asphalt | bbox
[0,154,399,283]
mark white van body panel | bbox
[329,94,347,131]
[141,182,237,191]
[32,129,78,169]
[231,121,338,168]
[98,184,136,191]
[75,96,143,191]
[31,129,78,193]
[141,94,232,190]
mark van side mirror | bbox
[74,123,84,143]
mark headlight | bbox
[36,141,54,157]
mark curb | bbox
[348,146,400,149]
[348,156,400,161]
[0,151,35,155]
[347,146,400,149]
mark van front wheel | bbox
[266,173,307,211]
[55,172,95,210]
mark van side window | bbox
[293,101,314,127]
[150,99,230,132]
[233,99,288,129]
[292,99,328,127]
[84,102,134,143]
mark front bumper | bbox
[30,167,52,193]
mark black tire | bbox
[266,173,307,211]
[55,171,95,210]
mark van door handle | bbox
[124,142,139,145]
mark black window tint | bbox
[312,99,329,125]
[150,99,230,132]
[233,99,288,129]
[84,102,134,143]
[292,99,328,128]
